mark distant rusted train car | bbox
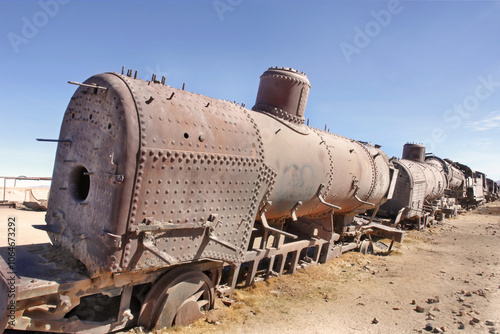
[453,163,486,208]
[485,178,499,202]
[0,67,403,333]
[376,144,466,229]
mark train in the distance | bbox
[0,67,496,333]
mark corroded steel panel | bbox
[118,76,267,271]
[46,73,140,276]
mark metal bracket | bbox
[106,172,124,183]
[107,153,124,183]
[135,218,204,233]
[291,201,303,221]
[36,138,72,146]
[102,230,122,248]
[68,81,107,91]
[141,232,178,265]
[351,179,375,207]
[204,214,239,251]
[316,184,342,210]
[386,166,399,200]
[259,202,298,240]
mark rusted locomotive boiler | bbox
[425,155,466,218]
[0,67,403,333]
[485,178,499,202]
[377,143,463,229]
[453,162,486,208]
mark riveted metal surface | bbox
[359,143,395,204]
[402,143,426,162]
[308,129,391,214]
[253,67,310,125]
[250,112,393,221]
[394,160,427,218]
[251,112,329,220]
[380,156,447,220]
[118,75,267,271]
[446,162,466,192]
[45,73,139,277]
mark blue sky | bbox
[1,0,500,186]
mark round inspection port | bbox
[69,166,90,202]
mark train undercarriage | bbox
[0,214,403,333]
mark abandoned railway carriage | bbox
[454,162,486,208]
[376,144,469,229]
[485,178,499,202]
[377,144,447,229]
[0,67,404,333]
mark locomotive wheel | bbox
[359,240,374,255]
[138,268,215,329]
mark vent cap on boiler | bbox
[402,143,426,162]
[252,67,310,125]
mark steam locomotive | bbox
[0,67,494,333]
[376,143,498,230]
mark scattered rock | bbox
[427,296,439,304]
[133,327,145,334]
[457,321,465,329]
[425,323,433,331]
[221,297,235,306]
[205,308,227,324]
[475,289,486,297]
[457,297,464,302]
[464,291,472,297]
[392,307,400,310]
[411,300,416,305]
[485,320,495,326]
[415,305,426,313]
[372,318,379,324]
[432,327,444,333]
[471,317,480,324]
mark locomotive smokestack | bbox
[402,143,426,162]
[253,67,310,125]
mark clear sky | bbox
[1,0,500,186]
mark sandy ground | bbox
[0,208,49,247]
[0,187,49,204]
[1,201,499,334]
